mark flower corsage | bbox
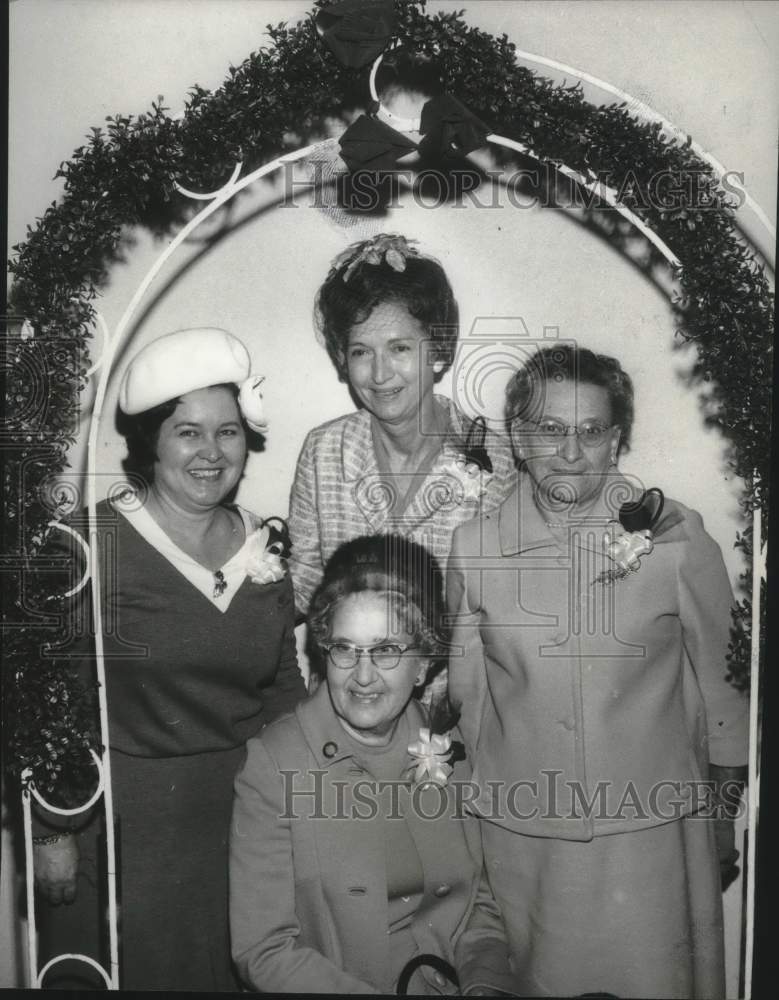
[406,728,466,788]
[440,455,493,503]
[594,487,683,586]
[441,415,495,503]
[244,517,290,585]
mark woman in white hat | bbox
[31,328,306,991]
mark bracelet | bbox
[32,832,69,846]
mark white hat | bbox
[118,328,267,433]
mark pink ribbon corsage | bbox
[407,728,455,787]
[244,524,286,585]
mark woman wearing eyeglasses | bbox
[446,345,747,998]
[230,535,519,995]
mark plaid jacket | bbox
[288,396,517,616]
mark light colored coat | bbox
[229,686,519,995]
[287,396,517,615]
[446,473,748,840]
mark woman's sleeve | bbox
[287,430,324,618]
[445,526,489,758]
[258,577,307,723]
[454,865,520,996]
[229,739,380,994]
[676,509,749,767]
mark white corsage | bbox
[594,521,654,585]
[441,454,493,503]
[407,728,455,787]
[244,524,286,585]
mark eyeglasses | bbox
[319,641,415,670]
[522,419,616,448]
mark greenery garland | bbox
[4,0,771,793]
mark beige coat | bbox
[229,686,519,995]
[446,474,748,840]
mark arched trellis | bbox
[5,0,772,990]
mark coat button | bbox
[322,741,338,758]
[559,717,575,731]
[434,883,451,897]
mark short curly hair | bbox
[505,345,635,451]
[315,236,459,382]
[307,534,446,677]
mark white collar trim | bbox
[119,501,256,612]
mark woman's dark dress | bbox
[36,499,306,990]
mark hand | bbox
[714,817,740,891]
[33,834,79,905]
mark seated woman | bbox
[230,534,519,995]
[287,233,516,622]
[446,344,748,998]
[29,328,306,990]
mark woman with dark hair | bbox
[446,344,748,998]
[230,533,519,995]
[287,234,516,645]
[30,328,305,990]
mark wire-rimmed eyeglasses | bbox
[521,419,617,448]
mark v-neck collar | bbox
[118,500,256,612]
[345,396,480,532]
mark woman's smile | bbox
[152,386,247,512]
[326,592,427,744]
[345,301,436,427]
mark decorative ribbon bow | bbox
[315,0,397,69]
[338,96,489,171]
[338,114,418,173]
[407,728,454,786]
[461,415,494,474]
[418,94,490,159]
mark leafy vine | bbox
[4,0,771,792]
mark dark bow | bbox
[338,114,417,171]
[262,516,292,559]
[315,0,397,69]
[618,487,664,533]
[419,94,490,159]
[461,415,493,474]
